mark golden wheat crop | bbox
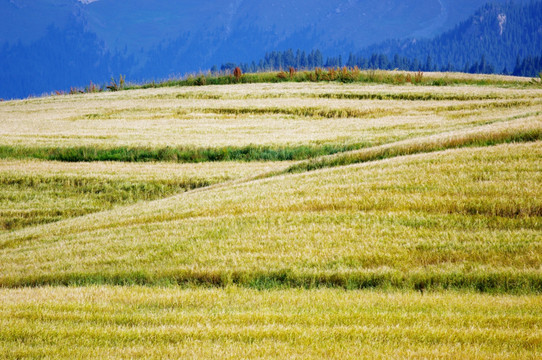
[0,160,290,231]
[1,287,541,359]
[1,82,540,148]
[1,142,540,289]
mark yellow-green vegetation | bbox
[1,142,540,291]
[1,287,541,359]
[128,68,535,90]
[1,82,541,153]
[284,116,542,173]
[0,72,541,358]
[0,160,289,231]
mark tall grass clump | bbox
[107,75,126,91]
[233,67,243,83]
[530,72,542,87]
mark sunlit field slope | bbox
[0,160,288,232]
[2,80,541,156]
[1,142,540,291]
[1,287,541,359]
[0,72,541,359]
[1,76,538,233]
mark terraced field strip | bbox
[4,111,539,232]
[1,83,540,151]
[1,143,540,291]
[0,160,290,231]
[1,287,541,359]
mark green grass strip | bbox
[0,143,368,163]
[3,269,541,294]
[125,69,533,91]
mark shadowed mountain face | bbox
[1,0,512,51]
[359,1,542,74]
[0,0,536,99]
[82,0,452,53]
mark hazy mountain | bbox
[0,0,76,45]
[1,0,516,49]
[359,1,542,73]
[0,0,537,99]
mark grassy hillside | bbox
[0,72,540,358]
[1,75,539,152]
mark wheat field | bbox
[1,287,541,359]
[2,82,541,149]
[0,159,289,232]
[0,73,541,358]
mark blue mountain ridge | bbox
[358,1,542,73]
[0,0,537,99]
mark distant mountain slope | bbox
[361,1,542,73]
[1,0,519,50]
[0,0,76,45]
[0,0,537,99]
[0,22,131,100]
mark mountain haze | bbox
[0,0,538,99]
[2,0,512,50]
